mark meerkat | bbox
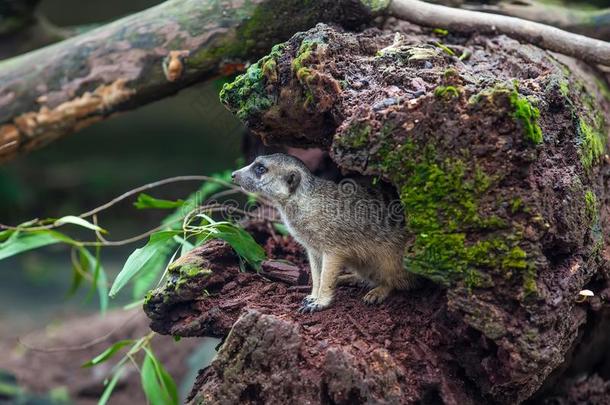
[232,153,417,312]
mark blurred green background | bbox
[0,0,244,339]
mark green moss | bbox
[292,39,322,72]
[585,189,598,222]
[304,92,315,108]
[434,85,460,99]
[443,68,458,79]
[219,44,285,120]
[433,28,449,37]
[261,59,277,82]
[510,197,523,214]
[290,39,325,107]
[339,123,371,148]
[470,85,543,145]
[180,265,213,278]
[359,0,391,12]
[143,290,155,304]
[219,65,272,121]
[578,119,606,169]
[374,141,535,292]
[434,41,455,56]
[559,80,570,99]
[509,89,543,144]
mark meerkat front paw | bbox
[298,296,332,313]
[363,285,392,305]
[301,295,316,306]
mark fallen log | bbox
[145,20,610,403]
[2,0,610,164]
[0,0,384,162]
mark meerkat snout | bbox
[233,153,417,313]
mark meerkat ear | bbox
[285,170,301,193]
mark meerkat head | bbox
[232,153,312,203]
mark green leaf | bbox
[109,231,178,297]
[80,247,109,313]
[115,172,231,298]
[55,215,106,233]
[141,352,165,405]
[141,349,179,405]
[273,222,289,236]
[134,194,185,210]
[0,230,74,261]
[122,299,144,310]
[67,251,86,297]
[98,366,124,405]
[83,340,134,368]
[157,361,179,405]
[162,171,231,229]
[131,255,165,300]
[214,224,265,270]
[141,347,180,405]
[174,235,194,256]
[0,229,14,243]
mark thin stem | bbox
[0,175,239,231]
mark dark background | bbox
[0,0,244,339]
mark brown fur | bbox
[232,153,417,312]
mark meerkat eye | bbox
[253,163,267,176]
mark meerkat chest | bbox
[278,207,322,251]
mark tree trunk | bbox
[144,20,610,403]
[0,0,385,162]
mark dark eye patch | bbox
[254,163,267,176]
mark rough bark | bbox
[0,0,386,163]
[390,0,610,66]
[145,21,610,404]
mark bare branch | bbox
[462,1,610,41]
[390,0,610,67]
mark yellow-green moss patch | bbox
[578,120,606,169]
[509,90,543,144]
[373,140,535,293]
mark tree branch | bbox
[390,0,610,67]
[462,1,610,41]
[0,0,384,163]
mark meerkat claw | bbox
[297,303,318,313]
[298,299,330,313]
[301,295,316,306]
[363,286,391,305]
